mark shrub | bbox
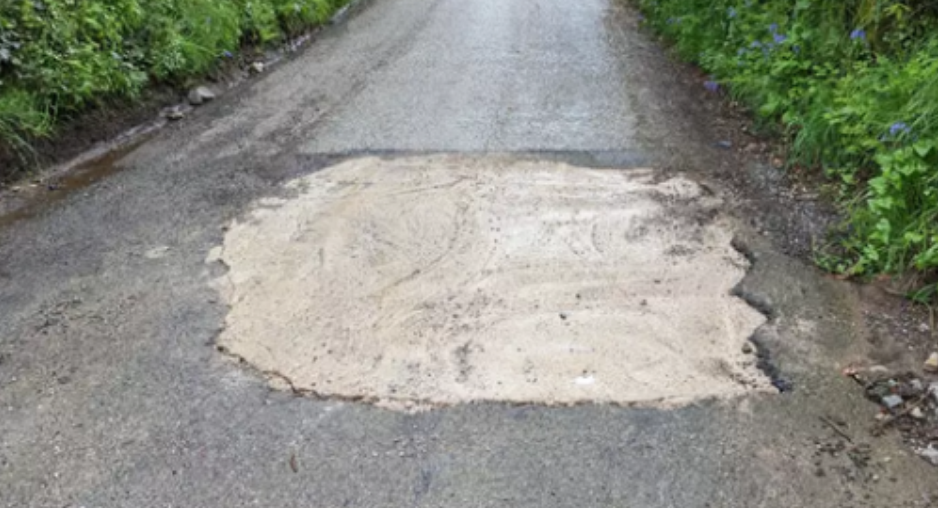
[0,0,349,156]
[637,0,938,296]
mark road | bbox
[1,0,935,506]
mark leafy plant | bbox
[638,0,938,298]
[0,0,350,161]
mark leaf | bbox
[914,142,934,159]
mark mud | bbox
[214,156,771,409]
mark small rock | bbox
[715,140,732,150]
[559,313,568,321]
[919,323,931,333]
[188,89,204,106]
[910,378,924,393]
[741,343,754,354]
[162,105,188,120]
[928,381,938,403]
[911,406,926,420]
[250,61,266,74]
[881,394,904,410]
[187,86,216,106]
[916,445,938,467]
[925,352,938,372]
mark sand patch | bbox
[213,156,770,409]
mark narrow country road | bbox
[1,1,935,506]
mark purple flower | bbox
[769,23,779,33]
[850,29,866,41]
[704,80,720,92]
[750,40,762,48]
[222,50,234,58]
[727,7,737,19]
[773,33,787,44]
[889,122,911,136]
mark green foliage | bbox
[638,0,938,294]
[0,0,348,152]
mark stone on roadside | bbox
[881,394,904,410]
[188,86,216,106]
[911,406,926,420]
[741,343,754,354]
[924,352,938,373]
[250,62,266,74]
[162,105,188,121]
[915,445,938,467]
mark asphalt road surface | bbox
[1,0,936,506]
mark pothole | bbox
[210,155,772,409]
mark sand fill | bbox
[212,156,771,408]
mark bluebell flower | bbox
[727,7,737,19]
[889,122,911,136]
[850,29,866,41]
[750,40,762,48]
[222,50,234,58]
[704,80,720,92]
[769,23,779,33]
[773,33,787,44]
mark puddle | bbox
[0,131,155,229]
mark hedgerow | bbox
[637,0,938,298]
[0,0,347,160]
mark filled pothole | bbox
[210,155,772,409]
